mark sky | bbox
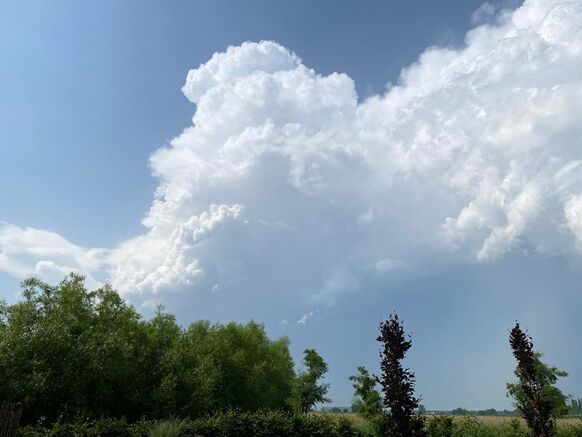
[1,0,582,410]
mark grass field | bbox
[320,412,582,436]
[323,412,582,423]
[449,415,582,426]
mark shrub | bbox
[335,416,365,437]
[426,416,455,437]
[451,414,491,437]
[504,418,528,437]
[17,411,363,437]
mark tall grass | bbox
[147,419,188,437]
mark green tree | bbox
[147,318,296,417]
[349,366,382,420]
[0,275,147,422]
[507,322,568,437]
[294,348,331,412]
[0,274,298,424]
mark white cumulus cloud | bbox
[0,224,105,289]
[2,0,582,313]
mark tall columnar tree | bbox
[295,349,330,413]
[376,313,426,437]
[507,322,568,437]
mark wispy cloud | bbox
[297,311,314,325]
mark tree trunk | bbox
[0,401,22,437]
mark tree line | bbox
[0,274,577,437]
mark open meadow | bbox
[320,412,582,436]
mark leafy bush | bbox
[17,410,364,437]
[424,415,529,437]
[426,415,455,437]
[504,418,528,437]
[451,414,492,437]
[187,410,350,436]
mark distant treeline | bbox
[429,404,582,416]
[432,408,516,416]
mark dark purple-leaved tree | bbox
[376,313,426,437]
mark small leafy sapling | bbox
[350,366,382,420]
[295,348,331,412]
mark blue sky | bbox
[2,0,582,410]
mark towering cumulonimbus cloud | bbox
[1,0,582,310]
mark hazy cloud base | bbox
[2,0,582,318]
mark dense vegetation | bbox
[14,414,582,437]
[0,275,327,426]
[17,411,362,437]
[1,275,580,436]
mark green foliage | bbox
[0,274,297,424]
[349,365,383,435]
[424,415,528,437]
[192,409,341,436]
[423,415,582,437]
[17,411,365,437]
[0,275,148,422]
[426,416,455,437]
[26,414,582,437]
[506,418,528,437]
[151,319,295,416]
[350,366,382,422]
[558,422,582,437]
[294,349,331,413]
[451,414,492,437]
[17,418,153,437]
[507,352,569,420]
[508,322,569,436]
